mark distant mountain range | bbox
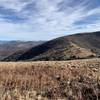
[3,31,100,61]
[0,41,45,60]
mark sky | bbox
[0,0,100,40]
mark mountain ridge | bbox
[4,31,100,61]
[0,41,45,60]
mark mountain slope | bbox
[4,31,100,61]
[0,41,44,60]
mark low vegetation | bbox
[0,58,100,100]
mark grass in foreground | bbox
[0,58,100,100]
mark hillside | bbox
[0,41,44,60]
[4,31,100,61]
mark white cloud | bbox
[0,0,34,12]
[0,0,99,40]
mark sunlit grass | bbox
[0,59,99,100]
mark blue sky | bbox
[0,0,100,40]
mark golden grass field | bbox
[0,58,100,100]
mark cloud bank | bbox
[0,0,100,40]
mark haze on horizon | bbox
[0,0,100,41]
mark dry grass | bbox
[0,58,100,100]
